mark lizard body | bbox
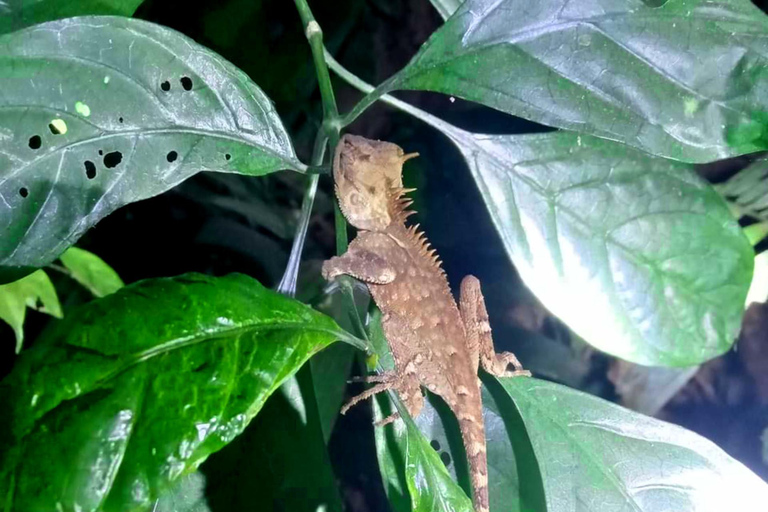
[323,134,530,512]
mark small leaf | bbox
[58,246,124,297]
[0,0,145,35]
[0,269,62,352]
[0,273,348,512]
[385,0,768,161]
[442,128,752,366]
[0,17,303,283]
[501,377,768,511]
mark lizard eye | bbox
[349,192,363,206]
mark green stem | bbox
[325,50,460,138]
[293,0,339,123]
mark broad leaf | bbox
[0,0,144,35]
[0,273,348,512]
[501,377,768,511]
[384,0,768,161]
[0,268,62,352]
[0,16,302,283]
[441,128,752,366]
[59,246,124,297]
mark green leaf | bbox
[442,128,752,366]
[0,16,303,283]
[201,372,343,512]
[384,0,768,161]
[428,0,462,20]
[0,268,62,352]
[716,157,768,222]
[154,472,212,512]
[0,0,145,35]
[0,273,348,512]
[58,246,124,297]
[501,377,768,511]
[374,396,474,512]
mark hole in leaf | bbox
[160,80,171,92]
[48,119,67,135]
[28,135,42,149]
[430,440,441,451]
[440,451,451,467]
[98,150,103,156]
[118,117,124,123]
[180,76,193,91]
[166,151,178,163]
[103,151,123,168]
[225,153,231,161]
[84,160,97,179]
[19,187,28,198]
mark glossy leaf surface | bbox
[0,273,346,512]
[501,377,768,511]
[0,17,301,283]
[386,0,768,161]
[0,0,144,35]
[0,268,62,352]
[443,128,751,366]
[429,0,462,19]
[59,246,124,297]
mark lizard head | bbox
[333,134,418,231]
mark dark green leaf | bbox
[0,0,145,35]
[0,273,349,512]
[0,268,62,352]
[201,371,343,512]
[440,127,752,366]
[310,342,356,443]
[58,246,124,297]
[385,0,768,161]
[0,17,302,283]
[501,377,768,511]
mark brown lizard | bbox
[322,134,531,512]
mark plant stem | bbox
[325,50,459,137]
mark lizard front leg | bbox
[460,275,531,378]
[322,233,398,285]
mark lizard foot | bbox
[341,372,398,415]
[485,351,532,378]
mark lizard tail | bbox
[457,396,490,512]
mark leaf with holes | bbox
[438,127,751,366]
[501,377,768,511]
[0,268,62,352]
[0,16,303,283]
[59,246,124,297]
[383,0,768,161]
[0,0,146,35]
[0,273,351,512]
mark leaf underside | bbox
[388,0,768,162]
[0,16,301,283]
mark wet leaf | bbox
[154,472,212,512]
[0,273,348,512]
[0,17,302,283]
[385,0,768,161]
[428,0,462,20]
[501,377,768,512]
[440,128,751,366]
[58,246,124,297]
[0,268,61,352]
[0,0,145,35]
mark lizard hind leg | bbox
[460,275,531,378]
